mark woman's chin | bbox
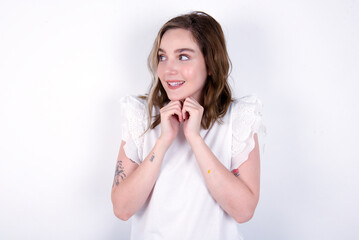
[168,94,186,102]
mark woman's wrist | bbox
[186,133,203,147]
[156,136,172,152]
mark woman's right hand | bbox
[159,100,183,148]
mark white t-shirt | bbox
[120,95,264,240]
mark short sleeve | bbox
[231,95,265,170]
[119,95,148,165]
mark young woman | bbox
[111,11,264,240]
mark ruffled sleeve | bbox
[231,95,265,170]
[119,95,147,165]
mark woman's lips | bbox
[167,81,185,89]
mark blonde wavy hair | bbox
[144,11,233,130]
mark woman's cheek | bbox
[181,67,192,79]
[157,66,163,79]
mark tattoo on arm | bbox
[113,159,127,187]
[149,152,155,162]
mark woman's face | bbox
[157,28,208,103]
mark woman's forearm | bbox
[187,135,260,223]
[111,138,168,220]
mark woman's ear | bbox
[206,66,211,76]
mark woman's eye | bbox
[179,55,189,61]
[158,55,166,61]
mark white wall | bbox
[0,0,358,239]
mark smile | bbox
[167,81,185,89]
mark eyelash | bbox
[179,55,189,61]
[158,54,190,62]
[158,55,166,61]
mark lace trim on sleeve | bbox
[231,95,265,170]
[119,95,147,164]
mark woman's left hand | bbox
[182,97,204,141]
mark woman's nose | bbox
[164,59,178,75]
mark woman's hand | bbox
[159,100,183,148]
[182,97,204,141]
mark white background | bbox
[1,0,358,239]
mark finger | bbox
[164,101,182,111]
[163,104,182,113]
[184,97,200,106]
[169,101,184,121]
[181,102,189,120]
[183,100,203,112]
[169,100,182,106]
[183,98,203,111]
[173,108,183,122]
[162,105,183,122]
[182,104,203,120]
[162,101,182,112]
[182,105,196,120]
[183,101,197,109]
[182,108,189,120]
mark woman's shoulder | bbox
[230,95,265,169]
[119,95,148,109]
[229,95,264,136]
[230,95,263,117]
[232,95,262,108]
[119,95,148,125]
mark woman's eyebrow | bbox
[158,48,195,53]
[175,48,195,53]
